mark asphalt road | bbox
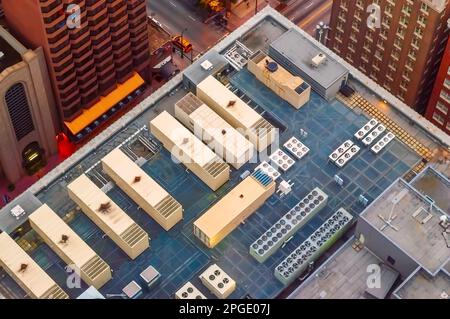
[147,0,227,55]
[281,0,329,25]
[297,0,333,35]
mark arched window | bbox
[5,83,34,140]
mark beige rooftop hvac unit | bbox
[101,148,183,231]
[67,174,150,259]
[175,281,207,299]
[199,264,236,299]
[28,204,112,289]
[193,170,276,249]
[0,232,69,299]
[247,51,311,109]
[150,111,230,191]
[175,93,255,169]
[196,75,276,152]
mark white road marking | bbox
[188,15,196,21]
[305,1,313,9]
[169,1,177,7]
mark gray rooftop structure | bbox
[393,269,450,299]
[0,191,42,234]
[289,238,384,299]
[183,49,229,92]
[358,178,450,276]
[269,28,349,100]
[291,167,450,299]
[411,166,450,215]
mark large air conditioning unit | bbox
[283,136,310,160]
[199,264,236,299]
[250,187,328,263]
[269,149,295,172]
[362,124,386,146]
[255,161,281,180]
[329,140,353,163]
[274,208,354,286]
[311,52,326,67]
[175,282,207,299]
[336,145,360,168]
[354,118,379,140]
[371,132,395,154]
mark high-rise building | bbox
[425,36,450,134]
[0,26,57,183]
[327,0,450,113]
[2,0,149,140]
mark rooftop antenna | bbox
[378,202,399,232]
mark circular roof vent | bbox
[266,61,279,73]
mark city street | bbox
[147,0,228,56]
[297,0,333,35]
[281,0,329,24]
[148,0,332,57]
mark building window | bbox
[444,79,450,89]
[5,83,34,141]
[436,101,448,115]
[440,90,450,103]
[433,112,445,125]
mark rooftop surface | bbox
[269,28,348,89]
[361,178,450,275]
[0,78,421,298]
[288,240,382,299]
[0,7,448,299]
[183,50,229,87]
[394,269,450,299]
[0,191,42,234]
[411,166,450,214]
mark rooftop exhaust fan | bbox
[265,59,279,73]
[227,100,236,107]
